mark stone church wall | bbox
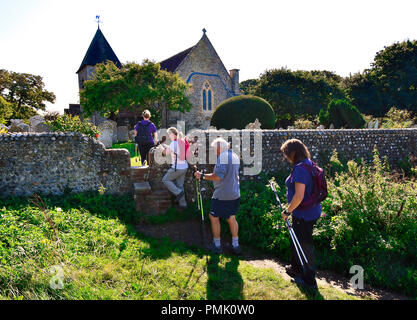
[167,36,238,131]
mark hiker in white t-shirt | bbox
[162,127,189,208]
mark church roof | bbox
[76,28,121,73]
[159,46,194,72]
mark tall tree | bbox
[0,69,56,119]
[80,60,193,125]
[345,40,417,116]
[240,79,259,95]
[253,68,345,126]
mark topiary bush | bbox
[319,99,366,128]
[210,95,275,129]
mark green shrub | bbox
[237,174,291,258]
[45,114,99,138]
[293,116,319,129]
[43,111,60,122]
[319,99,366,128]
[397,155,417,178]
[0,96,13,125]
[235,150,417,297]
[210,95,275,129]
[316,150,417,296]
[381,107,416,128]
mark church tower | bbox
[67,26,122,119]
[76,26,121,92]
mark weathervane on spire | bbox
[202,28,207,35]
[96,15,102,29]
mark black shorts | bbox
[210,198,240,219]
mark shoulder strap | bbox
[174,140,177,172]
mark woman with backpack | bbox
[280,139,324,291]
[134,110,158,166]
[161,127,189,208]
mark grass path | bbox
[136,218,410,300]
[0,195,359,300]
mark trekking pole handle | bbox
[270,181,283,211]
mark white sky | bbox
[1,0,417,113]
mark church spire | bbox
[76,27,121,74]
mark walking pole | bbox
[269,181,309,273]
[195,166,209,265]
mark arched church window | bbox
[202,90,207,110]
[202,81,213,111]
[208,89,212,110]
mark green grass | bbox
[0,193,359,300]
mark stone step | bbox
[134,182,173,216]
[150,190,172,201]
[131,166,149,183]
[134,182,151,195]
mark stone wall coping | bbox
[199,128,417,134]
[0,131,108,147]
[0,132,87,139]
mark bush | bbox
[210,95,275,129]
[319,99,366,128]
[381,107,416,128]
[237,174,291,258]
[45,114,99,138]
[235,150,417,297]
[0,96,13,125]
[43,111,60,122]
[316,150,417,296]
[293,116,319,129]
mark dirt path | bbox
[135,218,409,300]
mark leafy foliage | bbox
[344,40,417,116]
[0,96,13,125]
[316,151,417,296]
[239,79,259,95]
[43,111,60,122]
[210,95,275,129]
[381,107,416,128]
[253,68,346,126]
[45,114,99,138]
[319,99,366,128]
[293,116,319,129]
[237,174,291,258]
[0,69,55,121]
[79,60,192,126]
[235,150,417,297]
